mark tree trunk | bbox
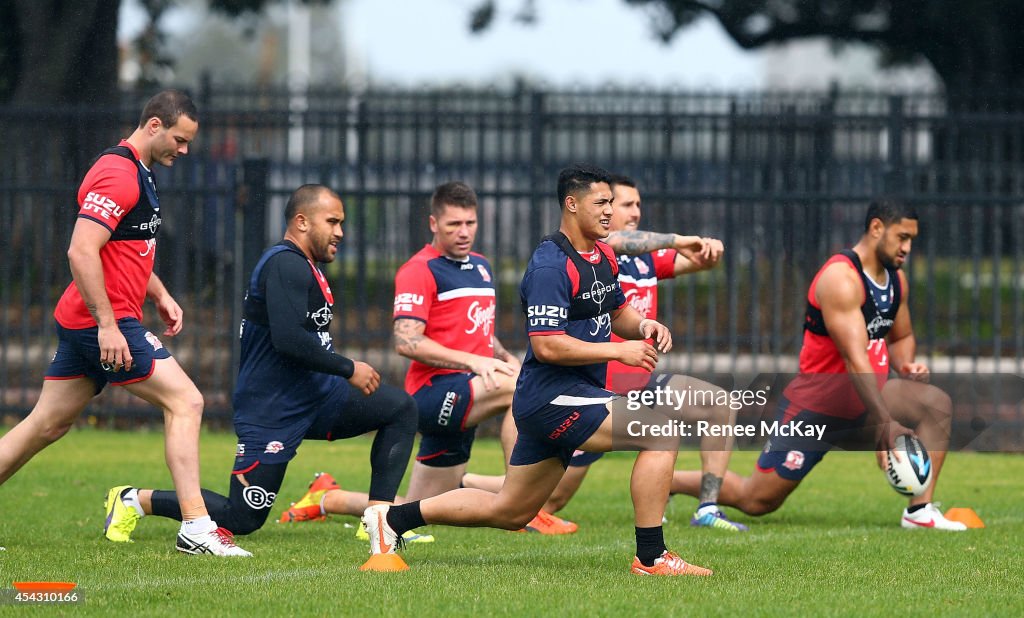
[12,0,120,106]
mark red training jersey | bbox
[393,245,497,394]
[783,251,900,419]
[54,141,161,329]
[606,249,678,393]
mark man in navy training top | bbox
[102,184,418,549]
[462,173,747,532]
[360,165,715,576]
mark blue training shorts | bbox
[233,378,350,471]
[412,372,477,467]
[45,318,172,393]
[510,383,615,468]
[755,396,869,481]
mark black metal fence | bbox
[1,85,1022,446]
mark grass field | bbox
[0,427,1021,616]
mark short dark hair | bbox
[865,197,918,231]
[431,181,478,217]
[285,184,339,221]
[608,174,637,191]
[557,164,612,207]
[138,89,198,129]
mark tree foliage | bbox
[472,0,1024,93]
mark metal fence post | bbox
[886,95,906,195]
[240,158,270,283]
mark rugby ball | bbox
[885,435,932,497]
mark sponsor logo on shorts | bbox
[144,331,163,351]
[549,410,581,440]
[242,485,276,510]
[782,450,805,471]
[236,443,245,456]
[264,441,284,454]
[438,391,459,426]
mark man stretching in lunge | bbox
[462,174,746,532]
[360,165,715,576]
[103,185,418,547]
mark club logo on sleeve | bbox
[477,264,492,282]
[782,450,805,471]
[634,257,650,275]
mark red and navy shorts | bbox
[510,383,615,468]
[755,396,868,481]
[412,372,477,468]
[45,318,171,393]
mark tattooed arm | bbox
[605,229,714,257]
[393,318,516,379]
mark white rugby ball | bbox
[885,435,933,497]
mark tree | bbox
[471,0,1024,94]
[0,0,328,106]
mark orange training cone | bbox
[359,553,410,572]
[943,507,985,529]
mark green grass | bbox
[0,428,1021,616]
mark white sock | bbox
[121,488,145,517]
[181,516,216,535]
[319,494,328,517]
[697,504,720,517]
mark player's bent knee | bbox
[228,510,271,536]
[741,495,784,516]
[38,421,74,444]
[174,391,205,419]
[496,511,534,530]
[398,395,418,428]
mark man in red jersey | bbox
[0,90,250,555]
[671,198,966,530]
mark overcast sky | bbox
[341,0,763,88]
[119,0,765,88]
